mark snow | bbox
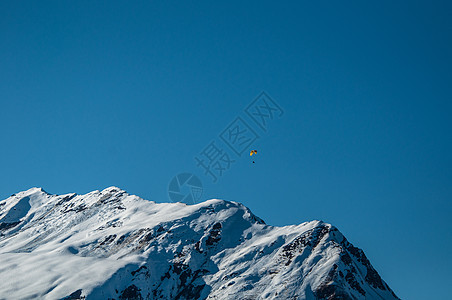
[0,187,399,299]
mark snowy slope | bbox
[0,187,399,300]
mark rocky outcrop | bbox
[0,187,399,299]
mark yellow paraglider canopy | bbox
[250,150,258,156]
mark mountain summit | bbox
[0,187,399,300]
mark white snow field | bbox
[0,187,399,299]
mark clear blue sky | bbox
[1,1,451,298]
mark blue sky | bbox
[1,1,451,298]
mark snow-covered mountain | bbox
[0,187,399,300]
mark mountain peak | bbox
[100,186,126,194]
[0,188,398,299]
[19,187,49,197]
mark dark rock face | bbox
[131,266,148,277]
[60,289,84,300]
[0,221,20,230]
[345,270,366,296]
[154,262,209,300]
[281,224,330,265]
[315,284,353,300]
[119,285,143,300]
[277,225,400,300]
[206,222,222,246]
[345,243,387,290]
[336,234,400,299]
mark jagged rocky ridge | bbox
[0,187,399,299]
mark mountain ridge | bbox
[0,187,399,300]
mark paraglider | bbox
[250,150,257,163]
